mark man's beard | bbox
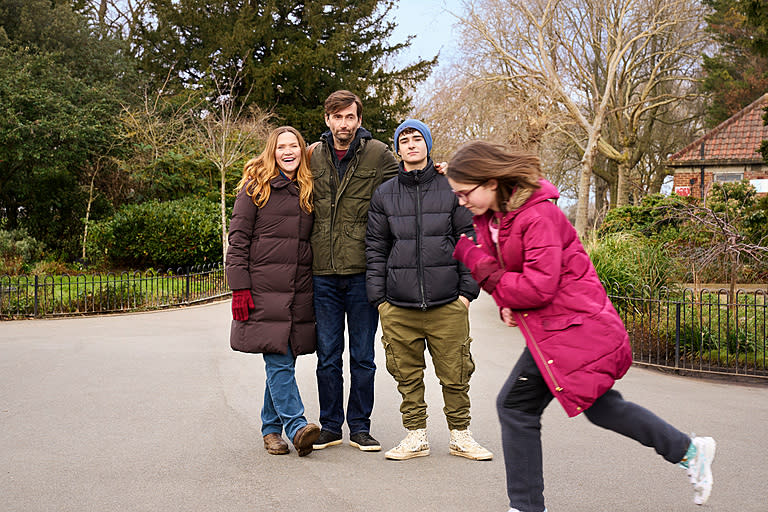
[333,128,354,145]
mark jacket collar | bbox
[478,178,560,226]
[269,174,298,193]
[396,158,437,186]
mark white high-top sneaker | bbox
[449,429,493,460]
[385,429,430,460]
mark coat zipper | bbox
[491,216,505,268]
[289,197,301,356]
[495,215,560,392]
[517,313,563,392]
[328,148,339,272]
[416,177,427,310]
[328,142,361,273]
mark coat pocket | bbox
[344,167,377,199]
[381,336,403,381]
[541,314,583,332]
[344,221,368,242]
[460,336,476,385]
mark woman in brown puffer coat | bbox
[226,126,320,457]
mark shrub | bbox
[87,197,222,268]
[0,229,45,274]
[598,193,683,242]
[587,232,679,296]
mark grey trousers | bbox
[497,348,691,512]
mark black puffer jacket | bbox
[365,160,479,309]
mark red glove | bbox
[231,289,254,321]
[453,235,500,286]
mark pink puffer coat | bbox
[453,179,632,417]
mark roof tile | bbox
[668,94,768,163]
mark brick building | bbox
[668,93,768,198]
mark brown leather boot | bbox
[263,433,289,455]
[293,423,321,457]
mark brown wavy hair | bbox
[324,89,362,117]
[447,141,541,212]
[236,126,313,213]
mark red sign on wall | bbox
[675,186,691,197]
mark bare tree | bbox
[669,189,768,303]
[412,67,581,201]
[413,68,552,156]
[667,187,768,357]
[81,150,120,262]
[457,0,708,235]
[119,70,200,190]
[195,73,273,264]
[79,0,150,39]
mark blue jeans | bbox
[313,273,379,434]
[261,351,308,442]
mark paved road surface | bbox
[1,293,766,511]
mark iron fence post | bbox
[675,302,681,369]
[185,267,190,304]
[33,274,39,318]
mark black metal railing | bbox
[606,283,768,381]
[3,268,766,381]
[0,263,228,319]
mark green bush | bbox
[598,193,683,242]
[0,229,45,274]
[87,197,222,268]
[587,232,679,296]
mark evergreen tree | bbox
[0,0,135,259]
[702,0,768,126]
[132,0,435,142]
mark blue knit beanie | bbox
[394,119,433,156]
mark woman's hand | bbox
[500,307,517,327]
[434,161,449,174]
[231,289,254,321]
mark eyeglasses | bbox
[453,182,484,201]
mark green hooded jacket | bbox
[310,128,398,275]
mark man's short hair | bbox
[398,127,420,137]
[324,90,363,118]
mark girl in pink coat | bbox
[447,141,716,512]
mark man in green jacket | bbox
[309,90,398,452]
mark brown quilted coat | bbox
[226,177,316,356]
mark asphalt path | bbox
[1,293,766,512]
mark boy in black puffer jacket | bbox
[365,119,491,461]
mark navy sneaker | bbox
[349,431,381,452]
[312,430,342,450]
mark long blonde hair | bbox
[236,126,313,213]
[447,141,541,212]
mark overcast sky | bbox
[387,0,464,70]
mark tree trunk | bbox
[616,158,631,207]
[97,0,108,31]
[82,168,97,262]
[575,134,601,237]
[220,167,228,265]
[594,177,608,219]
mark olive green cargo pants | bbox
[378,299,475,430]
